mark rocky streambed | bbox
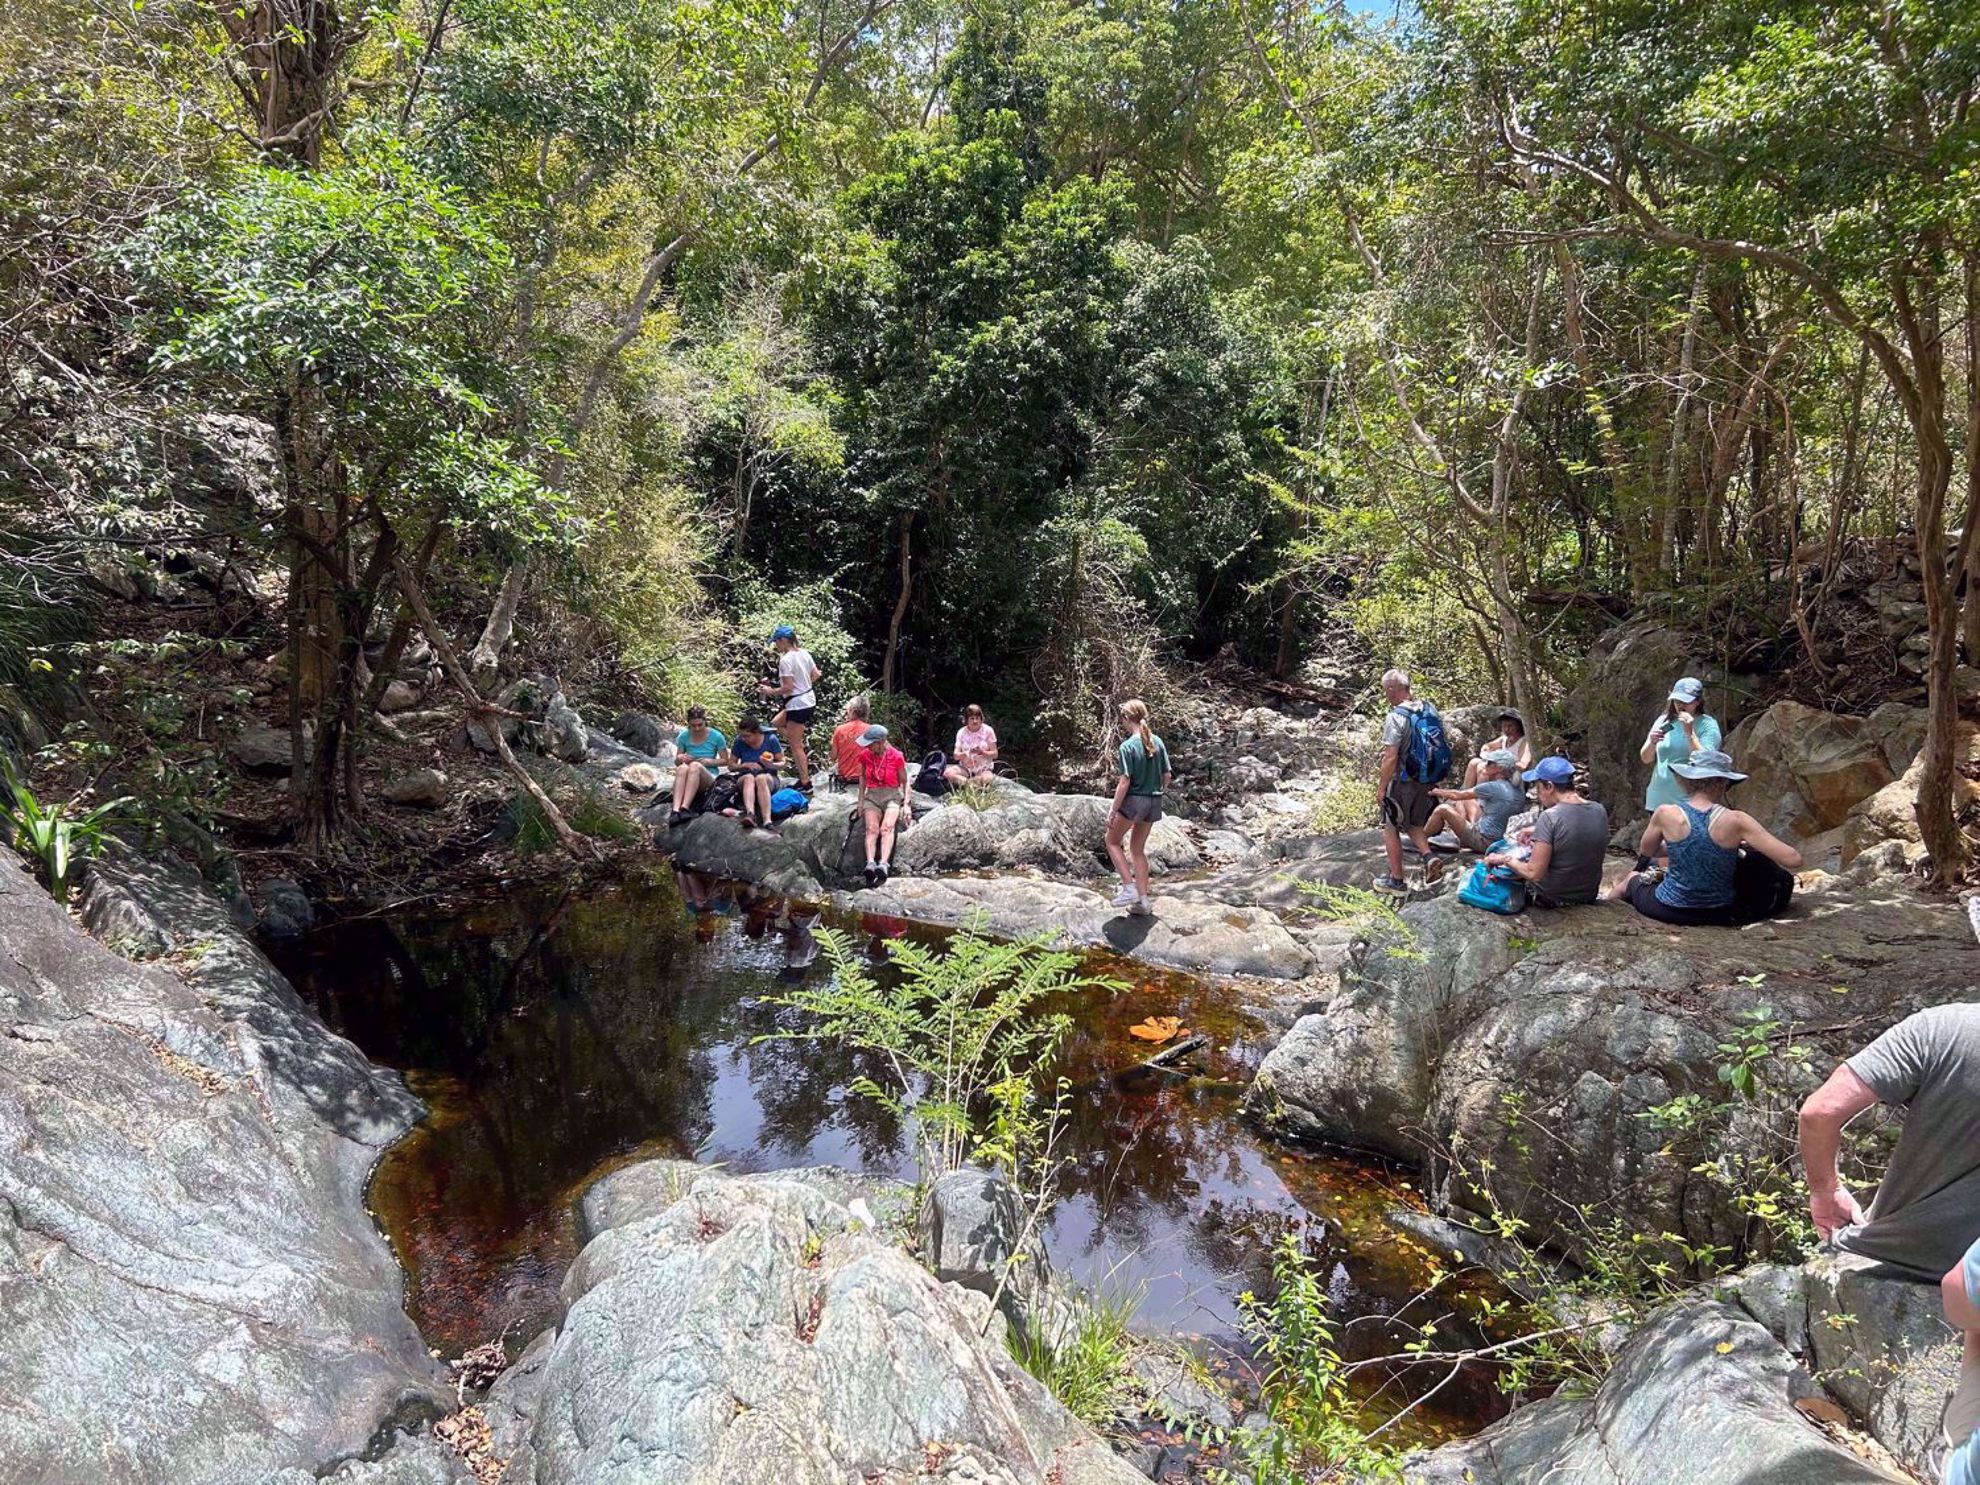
[7,751,1976,1484]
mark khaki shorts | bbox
[863,785,903,810]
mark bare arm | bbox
[1799,1064,1878,1239]
[1432,787,1479,802]
[1490,837,1552,883]
[1635,808,1670,862]
[1945,1260,1980,1333]
[1378,742,1399,794]
[1639,717,1668,764]
[1734,811,1804,870]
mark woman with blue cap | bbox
[1638,677,1722,810]
[758,624,821,793]
[1616,749,1802,925]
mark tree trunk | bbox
[880,512,913,693]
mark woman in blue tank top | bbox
[1616,750,1803,926]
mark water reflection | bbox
[284,869,1510,1440]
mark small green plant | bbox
[1288,879,1422,960]
[0,754,130,903]
[1012,1284,1142,1429]
[1189,1234,1402,1482]
[1306,774,1379,836]
[567,782,637,842]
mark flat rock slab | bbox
[486,1162,1145,1485]
[0,855,446,1484]
[843,874,1315,980]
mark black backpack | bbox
[699,773,743,817]
[917,749,949,798]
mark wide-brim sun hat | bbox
[858,724,889,745]
[1671,748,1747,783]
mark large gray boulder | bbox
[1563,621,1756,811]
[892,784,1199,880]
[486,1161,1144,1485]
[846,874,1315,981]
[2,854,445,1483]
[1250,883,1980,1272]
[1396,1298,1901,1483]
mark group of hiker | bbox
[664,626,1171,905]
[1374,668,1804,925]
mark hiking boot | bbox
[1110,884,1139,908]
[1423,857,1446,884]
[795,779,813,795]
[862,863,879,888]
[1372,874,1409,897]
[877,861,890,882]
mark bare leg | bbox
[1105,810,1135,889]
[675,763,703,811]
[788,722,810,788]
[1129,819,1154,899]
[1382,820,1404,879]
[877,802,902,865]
[864,808,881,865]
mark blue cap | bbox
[1669,676,1703,704]
[1522,756,1576,786]
[772,624,796,641]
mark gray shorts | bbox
[1383,778,1435,831]
[1118,794,1164,824]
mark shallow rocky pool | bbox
[284,867,1513,1444]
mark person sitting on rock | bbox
[726,716,784,834]
[669,706,726,824]
[943,704,999,787]
[1421,749,1525,867]
[1799,1004,1980,1283]
[854,723,911,886]
[757,624,821,793]
[1639,676,1723,811]
[829,695,871,792]
[1457,710,1533,822]
[1612,750,1802,925]
[1937,1232,1980,1485]
[1482,756,1609,907]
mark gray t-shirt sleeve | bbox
[1532,808,1560,850]
[1847,1011,1933,1105]
[1379,706,1406,749]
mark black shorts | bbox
[1118,794,1164,824]
[783,705,816,726]
[1623,873,1734,925]
[1382,778,1435,831]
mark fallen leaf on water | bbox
[1714,1341,1735,1354]
[1128,1015,1185,1043]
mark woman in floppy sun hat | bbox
[1616,748,1803,926]
[1638,676,1723,811]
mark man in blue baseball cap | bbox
[1484,755,1609,907]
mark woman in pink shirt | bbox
[854,724,912,886]
[943,704,999,787]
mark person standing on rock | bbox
[1106,699,1170,917]
[758,625,821,793]
[854,723,911,886]
[1483,756,1609,906]
[1639,677,1723,811]
[669,706,727,824]
[1798,1004,1980,1282]
[1374,669,1450,896]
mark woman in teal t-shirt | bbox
[668,707,728,825]
[1104,699,1170,919]
[1637,676,1723,810]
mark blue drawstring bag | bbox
[1456,838,1526,915]
[770,787,810,821]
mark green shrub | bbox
[0,754,130,902]
[1012,1284,1142,1429]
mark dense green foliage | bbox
[1,0,1976,850]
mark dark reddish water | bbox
[283,868,1513,1443]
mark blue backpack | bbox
[770,787,810,821]
[1456,839,1526,915]
[1397,702,1452,783]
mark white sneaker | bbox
[1129,896,1154,917]
[1111,884,1139,908]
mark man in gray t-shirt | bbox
[1798,1004,1980,1280]
[1484,756,1609,907]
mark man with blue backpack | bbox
[1373,668,1452,896]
